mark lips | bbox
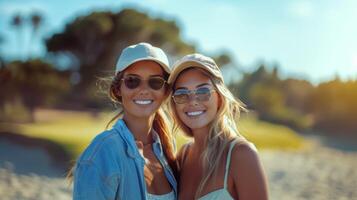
[185,110,206,117]
[133,99,153,105]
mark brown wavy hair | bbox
[67,68,178,182]
[107,70,177,177]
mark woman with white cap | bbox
[73,43,177,200]
[169,54,268,200]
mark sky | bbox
[1,0,357,83]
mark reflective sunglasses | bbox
[172,87,215,104]
[121,76,167,90]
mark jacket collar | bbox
[152,128,164,156]
[113,119,164,158]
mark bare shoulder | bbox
[229,140,269,199]
[230,140,262,175]
[231,140,259,163]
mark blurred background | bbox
[0,0,356,199]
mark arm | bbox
[231,143,269,200]
[73,161,117,200]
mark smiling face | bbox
[173,68,220,133]
[118,60,168,120]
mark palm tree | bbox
[11,14,24,59]
[31,12,42,31]
[29,12,43,58]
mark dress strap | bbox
[223,140,237,189]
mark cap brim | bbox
[116,58,170,75]
[168,60,218,85]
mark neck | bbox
[123,113,156,145]
[191,126,210,154]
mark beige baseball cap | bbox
[168,53,224,85]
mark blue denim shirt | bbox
[73,119,177,200]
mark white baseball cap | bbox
[115,42,170,74]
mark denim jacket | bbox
[73,119,177,200]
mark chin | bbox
[183,120,210,130]
[134,110,157,118]
[134,103,160,114]
[125,106,158,119]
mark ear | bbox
[111,83,122,102]
[116,85,121,97]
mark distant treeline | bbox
[0,9,232,116]
[0,8,356,136]
[229,65,357,136]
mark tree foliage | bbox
[46,9,195,103]
[308,79,357,134]
[0,59,70,121]
[230,63,357,135]
[230,64,313,131]
[3,8,356,136]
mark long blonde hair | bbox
[169,68,247,198]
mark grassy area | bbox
[0,109,307,160]
[238,115,306,150]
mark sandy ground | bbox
[0,140,356,200]
[0,167,71,200]
[261,146,357,200]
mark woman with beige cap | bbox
[73,43,177,200]
[168,54,268,200]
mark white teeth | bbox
[186,111,204,116]
[134,100,153,105]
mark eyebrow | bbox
[196,83,211,88]
[175,83,212,90]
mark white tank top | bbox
[147,190,175,200]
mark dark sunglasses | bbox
[121,76,167,90]
[172,87,215,104]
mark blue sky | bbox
[1,0,357,83]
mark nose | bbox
[138,80,150,95]
[187,93,199,106]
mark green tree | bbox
[308,79,357,135]
[29,11,43,57]
[249,83,285,116]
[46,9,195,107]
[282,78,314,112]
[4,59,70,121]
[229,64,312,130]
[11,14,24,57]
[0,34,4,68]
[214,52,232,68]
[0,66,13,110]
[230,64,272,106]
